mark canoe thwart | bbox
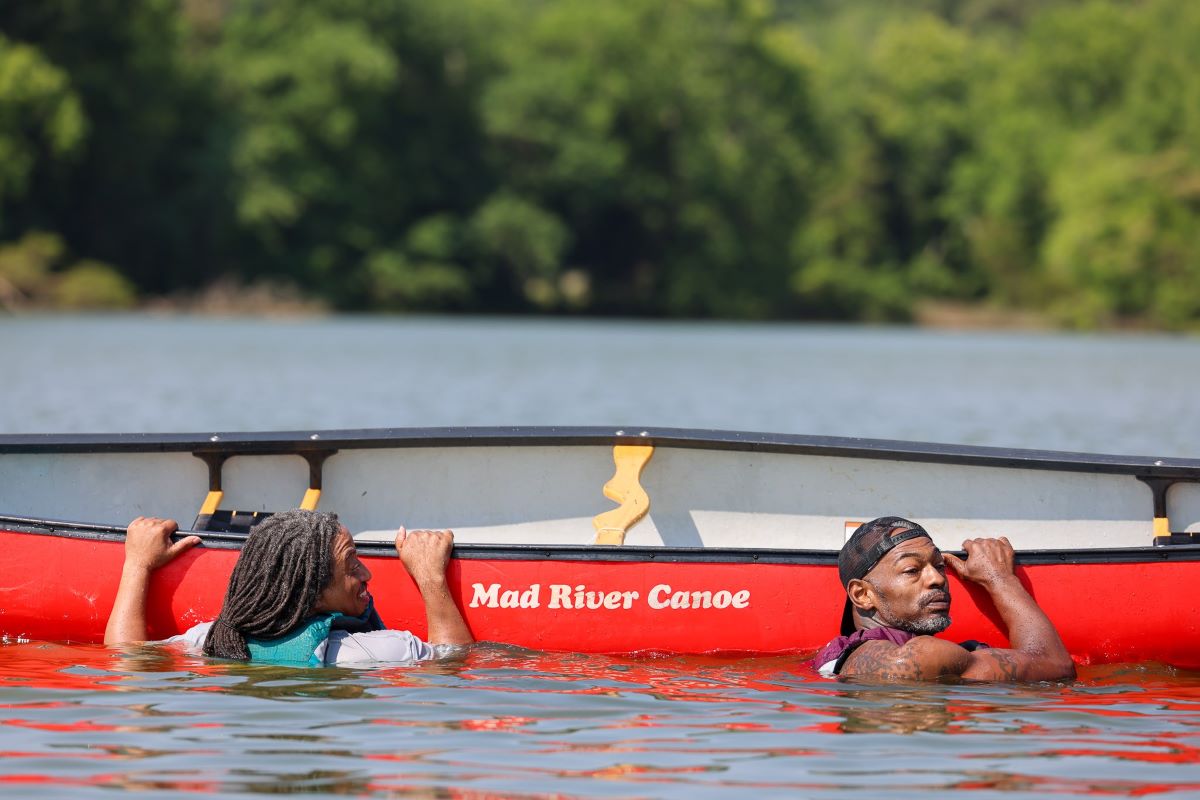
[300,488,322,511]
[190,448,337,527]
[592,445,654,545]
[298,450,336,510]
[1138,475,1200,544]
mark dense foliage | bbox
[1,0,1198,327]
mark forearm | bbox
[104,562,153,644]
[417,578,474,646]
[985,575,1074,679]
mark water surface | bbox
[3,314,1200,797]
[4,644,1200,798]
[3,314,1198,455]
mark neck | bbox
[854,612,896,633]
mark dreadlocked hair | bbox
[203,509,341,660]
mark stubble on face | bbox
[865,579,952,635]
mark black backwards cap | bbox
[838,516,933,635]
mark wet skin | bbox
[840,536,1076,683]
[312,527,373,618]
[848,537,951,634]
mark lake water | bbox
[3,314,1200,797]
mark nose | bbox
[924,563,946,588]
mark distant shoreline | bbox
[5,294,1192,336]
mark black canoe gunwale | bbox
[6,514,1200,567]
[1,425,1199,479]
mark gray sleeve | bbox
[323,629,451,665]
[161,621,213,652]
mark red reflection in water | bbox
[438,648,796,705]
[367,715,538,732]
[0,645,127,692]
[457,716,537,731]
[1023,742,1200,764]
[5,718,127,733]
[0,750,110,760]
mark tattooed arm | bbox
[841,637,970,681]
[840,636,1031,681]
[946,537,1074,681]
[842,538,1075,682]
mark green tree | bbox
[0,0,229,293]
[943,0,1200,328]
[214,0,504,308]
[792,13,983,319]
[53,260,137,309]
[1037,0,1200,328]
[482,0,824,317]
[0,33,85,231]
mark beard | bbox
[893,613,952,635]
[872,584,952,634]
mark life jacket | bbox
[244,596,387,666]
[247,613,341,666]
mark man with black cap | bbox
[812,516,1075,682]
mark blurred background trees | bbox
[1,0,1197,328]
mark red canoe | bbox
[2,427,1199,665]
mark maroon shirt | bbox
[811,627,917,675]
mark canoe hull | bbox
[6,525,1199,668]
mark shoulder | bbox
[323,629,436,665]
[811,627,918,677]
[840,635,971,681]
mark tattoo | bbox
[843,637,1033,683]
[981,649,1021,681]
[843,637,1034,683]
[841,641,926,681]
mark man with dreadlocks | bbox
[811,516,1075,682]
[105,511,473,665]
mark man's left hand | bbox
[943,537,1018,589]
[124,516,200,571]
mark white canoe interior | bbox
[3,428,1199,551]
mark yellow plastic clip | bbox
[592,444,654,545]
[300,487,322,511]
[199,489,224,518]
[1154,516,1170,538]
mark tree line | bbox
[1,0,1198,328]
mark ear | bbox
[846,578,878,613]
